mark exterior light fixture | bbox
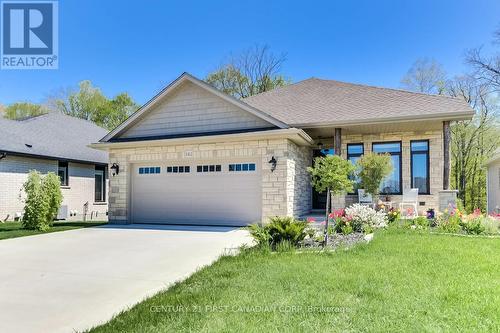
[317,141,324,149]
[110,163,120,176]
[268,156,277,172]
[0,152,6,160]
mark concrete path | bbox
[0,224,251,333]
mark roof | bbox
[0,112,108,164]
[100,72,288,142]
[243,78,475,127]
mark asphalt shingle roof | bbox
[243,78,474,126]
[0,112,108,164]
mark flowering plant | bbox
[344,204,388,232]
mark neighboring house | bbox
[92,73,474,226]
[0,112,109,221]
[486,150,500,214]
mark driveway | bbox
[0,224,251,333]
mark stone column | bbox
[334,128,342,156]
[332,128,345,209]
[443,121,451,190]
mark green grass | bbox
[89,229,500,333]
[0,221,107,240]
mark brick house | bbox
[0,112,109,221]
[92,73,474,226]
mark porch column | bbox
[331,127,345,210]
[443,121,451,190]
[334,128,342,156]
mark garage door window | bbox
[229,163,256,172]
[197,165,222,173]
[167,166,190,173]
[139,167,161,174]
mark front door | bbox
[312,148,335,210]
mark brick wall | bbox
[0,155,108,221]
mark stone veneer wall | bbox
[335,129,444,214]
[107,138,312,224]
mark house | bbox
[91,73,474,226]
[485,150,500,214]
[0,112,109,221]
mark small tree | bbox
[356,153,393,200]
[22,171,62,231]
[307,155,355,245]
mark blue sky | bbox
[0,0,499,105]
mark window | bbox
[95,165,106,202]
[166,166,190,173]
[347,144,364,193]
[58,161,68,186]
[372,142,402,194]
[228,163,256,172]
[411,140,430,194]
[138,166,161,174]
[197,164,221,173]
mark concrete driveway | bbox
[0,224,251,333]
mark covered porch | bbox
[301,118,456,217]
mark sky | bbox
[0,0,499,105]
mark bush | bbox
[411,216,430,229]
[22,171,62,231]
[460,217,485,235]
[345,204,388,233]
[42,173,63,226]
[248,216,308,249]
[482,216,500,235]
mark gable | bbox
[117,81,277,140]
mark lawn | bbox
[0,221,107,240]
[89,229,500,332]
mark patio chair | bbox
[358,189,373,208]
[399,188,419,218]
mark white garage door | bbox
[131,161,262,226]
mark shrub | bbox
[266,216,308,247]
[356,153,393,198]
[482,216,500,235]
[42,172,63,226]
[248,216,308,249]
[21,171,62,231]
[460,217,485,235]
[22,171,50,231]
[345,204,388,233]
[248,224,271,247]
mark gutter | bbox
[90,128,314,150]
[0,150,108,166]
[292,111,475,128]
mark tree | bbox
[50,80,139,130]
[356,153,393,199]
[401,58,447,94]
[3,102,47,120]
[206,45,290,99]
[307,155,355,245]
[466,27,500,93]
[447,76,500,211]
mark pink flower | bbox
[320,221,326,225]
[307,217,316,223]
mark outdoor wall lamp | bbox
[0,152,6,161]
[110,163,120,176]
[268,156,277,172]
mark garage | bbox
[130,161,262,226]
